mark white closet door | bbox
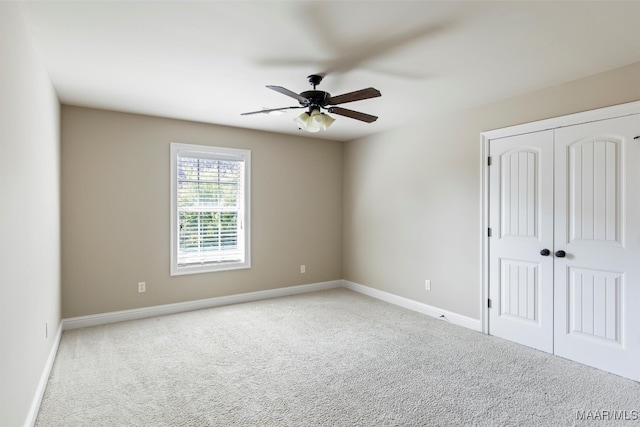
[554,114,640,380]
[488,130,554,353]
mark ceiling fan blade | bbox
[295,1,453,77]
[329,107,378,123]
[327,88,381,106]
[241,106,304,116]
[266,85,310,105]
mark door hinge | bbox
[488,227,492,237]
[487,298,492,308]
[487,156,492,166]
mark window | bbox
[170,143,250,275]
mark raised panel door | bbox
[488,130,554,353]
[554,114,640,380]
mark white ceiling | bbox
[21,1,640,142]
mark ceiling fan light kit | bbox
[295,109,335,133]
[242,74,381,133]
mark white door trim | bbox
[480,100,640,335]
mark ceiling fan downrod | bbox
[307,74,323,89]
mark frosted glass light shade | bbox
[295,110,335,132]
[294,112,310,129]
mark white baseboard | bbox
[62,280,342,330]
[24,321,63,427]
[62,279,481,333]
[342,280,482,332]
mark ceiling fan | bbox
[241,74,381,133]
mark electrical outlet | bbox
[138,282,146,293]
[425,280,431,291]
[300,265,306,274]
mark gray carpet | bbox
[36,288,640,426]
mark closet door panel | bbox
[566,138,622,245]
[488,130,554,353]
[554,114,640,381]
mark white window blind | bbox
[171,143,250,275]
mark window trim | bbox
[170,142,251,276]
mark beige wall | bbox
[0,4,61,426]
[61,107,343,318]
[343,61,640,320]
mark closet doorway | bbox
[481,102,640,380]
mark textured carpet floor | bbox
[36,288,640,426]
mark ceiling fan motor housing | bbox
[299,90,331,109]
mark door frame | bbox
[480,100,640,335]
